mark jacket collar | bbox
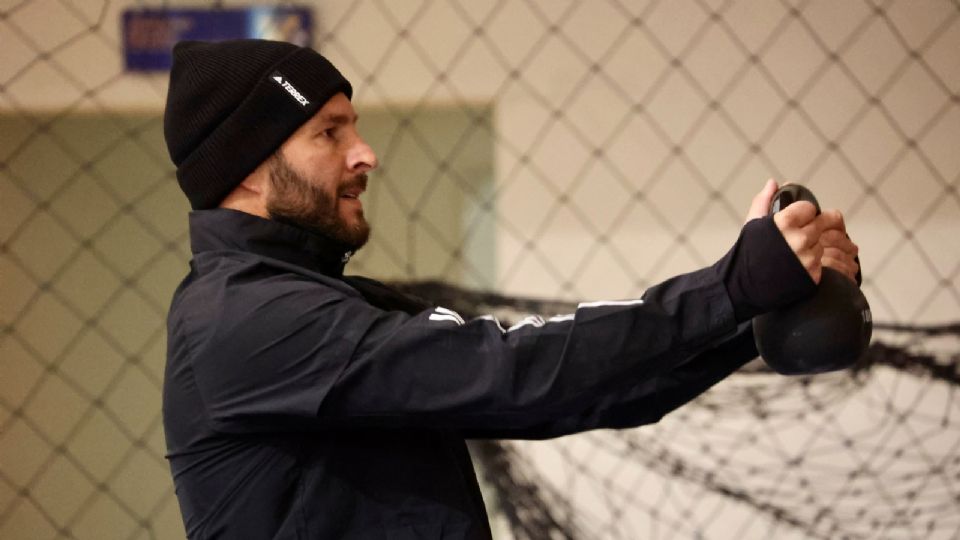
[189,208,354,277]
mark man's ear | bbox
[219,160,272,216]
[237,176,264,196]
[240,160,272,195]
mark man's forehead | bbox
[313,93,358,124]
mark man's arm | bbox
[459,321,758,439]
[180,255,742,435]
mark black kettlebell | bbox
[752,185,873,374]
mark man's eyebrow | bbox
[318,113,358,125]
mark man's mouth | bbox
[340,175,368,201]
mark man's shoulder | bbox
[190,248,350,292]
[170,250,359,327]
[167,250,368,362]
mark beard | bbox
[265,151,370,250]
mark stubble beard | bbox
[265,152,371,250]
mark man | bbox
[162,39,860,539]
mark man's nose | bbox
[347,137,378,173]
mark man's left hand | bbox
[745,178,861,285]
[820,225,860,284]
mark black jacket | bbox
[164,208,809,538]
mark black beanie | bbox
[163,39,352,209]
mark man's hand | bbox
[820,227,860,284]
[745,178,779,222]
[747,179,860,285]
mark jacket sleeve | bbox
[182,258,742,435]
[460,322,757,439]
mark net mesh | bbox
[1,1,958,539]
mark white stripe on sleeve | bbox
[429,313,464,325]
[577,299,645,309]
[434,306,465,325]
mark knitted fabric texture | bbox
[164,39,352,209]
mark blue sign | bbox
[122,7,313,72]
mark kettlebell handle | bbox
[770,184,821,216]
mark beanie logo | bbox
[271,72,310,107]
